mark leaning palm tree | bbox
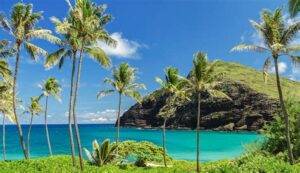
[231,8,300,164]
[0,3,61,159]
[26,96,43,158]
[39,77,61,156]
[155,67,188,167]
[46,0,115,169]
[185,52,230,173]
[289,0,300,17]
[97,63,145,153]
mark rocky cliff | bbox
[119,61,300,131]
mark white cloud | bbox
[270,62,288,74]
[77,109,124,124]
[98,32,144,59]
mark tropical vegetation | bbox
[25,97,42,157]
[39,77,61,156]
[97,63,145,153]
[0,0,300,172]
[232,8,300,164]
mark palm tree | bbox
[46,0,115,169]
[231,8,300,164]
[184,52,230,173]
[97,63,145,153]
[39,77,61,156]
[26,97,43,158]
[289,0,300,17]
[155,67,188,167]
[0,54,13,161]
[0,82,14,161]
[0,3,60,159]
[46,18,81,166]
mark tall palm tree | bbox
[39,77,61,156]
[46,18,81,166]
[46,0,115,169]
[70,0,115,169]
[26,97,42,158]
[0,3,60,159]
[231,8,300,164]
[97,63,145,153]
[155,67,188,167]
[289,0,300,17]
[184,52,230,173]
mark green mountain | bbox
[120,61,299,131]
[215,61,300,99]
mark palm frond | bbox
[290,55,300,67]
[26,29,62,45]
[281,22,300,45]
[124,90,142,103]
[97,89,114,99]
[85,46,111,68]
[286,44,300,52]
[231,44,268,52]
[289,0,300,17]
[24,42,47,61]
[0,13,11,32]
[45,48,68,69]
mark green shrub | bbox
[117,140,172,164]
[83,139,117,166]
[262,96,300,161]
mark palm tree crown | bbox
[231,8,300,80]
[186,52,229,98]
[0,3,60,59]
[40,77,61,100]
[98,63,146,101]
[28,97,42,116]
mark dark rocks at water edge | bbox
[119,81,280,131]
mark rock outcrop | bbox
[119,81,280,131]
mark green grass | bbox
[214,61,300,99]
[1,153,300,173]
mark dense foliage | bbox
[0,153,300,173]
[117,140,172,164]
[262,97,300,161]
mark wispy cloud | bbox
[77,109,126,124]
[98,32,146,59]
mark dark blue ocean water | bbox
[0,124,261,161]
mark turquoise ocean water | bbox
[0,124,261,161]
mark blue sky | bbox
[0,0,298,124]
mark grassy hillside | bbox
[215,61,300,99]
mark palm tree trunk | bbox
[27,114,34,158]
[13,43,28,159]
[116,92,122,154]
[44,96,52,156]
[68,52,76,166]
[2,115,6,161]
[196,92,201,173]
[162,118,167,167]
[72,48,84,170]
[273,57,295,164]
